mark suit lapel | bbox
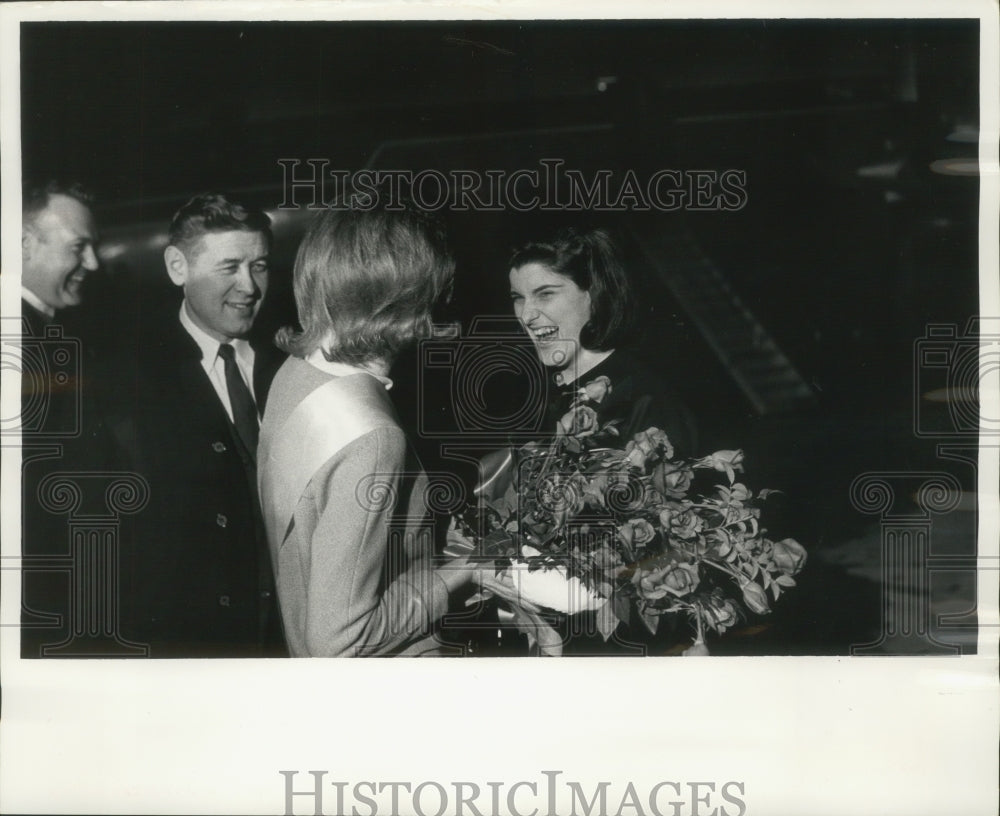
[156,321,285,457]
[21,298,51,336]
[157,322,235,438]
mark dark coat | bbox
[19,297,113,658]
[542,349,698,458]
[94,315,287,657]
[541,350,698,656]
[20,297,51,338]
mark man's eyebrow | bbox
[215,255,269,265]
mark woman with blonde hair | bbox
[258,198,471,656]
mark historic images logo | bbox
[278,159,748,213]
[280,770,748,816]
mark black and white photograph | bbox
[1,2,997,814]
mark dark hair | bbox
[22,181,95,226]
[167,192,272,256]
[508,227,633,351]
[277,197,455,365]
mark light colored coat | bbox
[258,357,449,656]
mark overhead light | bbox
[929,158,979,176]
[856,158,905,179]
[945,124,978,143]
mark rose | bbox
[772,537,807,575]
[658,503,704,540]
[578,375,612,404]
[652,460,694,498]
[704,598,739,631]
[657,501,684,527]
[558,405,599,438]
[740,579,771,615]
[661,562,700,597]
[633,564,671,600]
[729,482,751,502]
[636,561,700,600]
[694,449,745,482]
[618,518,656,548]
[624,428,674,470]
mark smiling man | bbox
[21,182,99,334]
[89,193,287,658]
[19,182,102,660]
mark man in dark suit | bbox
[19,182,105,658]
[97,193,287,657]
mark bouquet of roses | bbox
[452,375,807,655]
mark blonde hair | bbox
[277,202,454,365]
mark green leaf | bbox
[481,529,514,557]
[613,591,632,627]
[775,574,797,587]
[596,602,619,641]
[639,604,660,635]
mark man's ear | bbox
[164,245,188,287]
[22,225,38,261]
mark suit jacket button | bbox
[216,513,228,528]
[218,595,231,607]
[212,441,227,453]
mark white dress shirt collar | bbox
[178,302,257,421]
[22,287,56,318]
[178,301,253,368]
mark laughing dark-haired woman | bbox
[495,226,698,655]
[508,226,696,458]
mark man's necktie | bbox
[217,343,259,458]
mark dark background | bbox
[20,19,982,654]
